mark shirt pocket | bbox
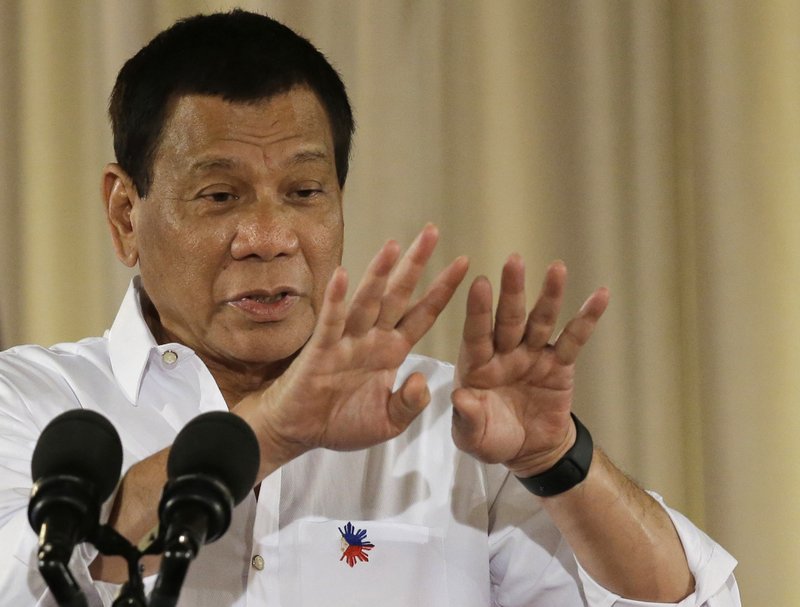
[280,519,449,607]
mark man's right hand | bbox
[233,223,469,480]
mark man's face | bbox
[124,87,344,370]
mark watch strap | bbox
[516,413,593,497]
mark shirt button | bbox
[251,555,265,571]
[162,350,178,365]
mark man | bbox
[0,10,739,606]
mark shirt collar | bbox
[107,276,160,404]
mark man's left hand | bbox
[451,256,609,477]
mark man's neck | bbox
[138,287,293,407]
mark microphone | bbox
[150,412,260,607]
[28,409,123,607]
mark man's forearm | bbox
[88,448,169,583]
[541,448,695,602]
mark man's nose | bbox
[229,198,300,261]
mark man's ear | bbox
[103,163,140,268]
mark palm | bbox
[452,257,608,476]
[258,225,469,459]
[286,329,418,450]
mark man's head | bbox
[103,11,352,390]
[109,9,354,198]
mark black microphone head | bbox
[167,412,259,505]
[31,409,123,502]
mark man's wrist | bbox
[232,394,302,481]
[516,413,593,497]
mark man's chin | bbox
[223,335,307,369]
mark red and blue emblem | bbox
[338,522,374,567]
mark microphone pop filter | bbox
[167,412,260,505]
[31,409,123,501]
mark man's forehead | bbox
[163,87,329,129]
[157,89,335,164]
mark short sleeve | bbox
[575,493,740,607]
[0,360,111,606]
[487,466,740,607]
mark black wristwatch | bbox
[516,413,594,497]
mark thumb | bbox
[450,387,486,454]
[387,372,431,431]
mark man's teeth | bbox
[245,293,286,304]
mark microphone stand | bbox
[147,546,192,607]
[89,525,149,607]
[85,498,212,607]
[36,557,88,607]
[34,522,150,607]
[30,476,97,607]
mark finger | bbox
[494,254,527,353]
[311,267,349,348]
[387,372,431,431]
[524,261,566,350]
[459,276,495,370]
[553,287,610,364]
[344,239,402,336]
[396,255,469,344]
[375,224,440,330]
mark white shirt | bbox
[0,278,740,607]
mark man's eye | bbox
[295,189,320,198]
[203,192,238,203]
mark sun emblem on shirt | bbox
[339,522,374,567]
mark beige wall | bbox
[2,1,798,602]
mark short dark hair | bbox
[109,10,355,197]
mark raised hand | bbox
[236,224,469,477]
[451,255,609,478]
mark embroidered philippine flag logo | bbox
[338,522,374,568]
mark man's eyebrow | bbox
[188,157,241,173]
[284,148,330,166]
[187,149,330,173]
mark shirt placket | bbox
[245,467,282,605]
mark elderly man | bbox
[0,10,738,607]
